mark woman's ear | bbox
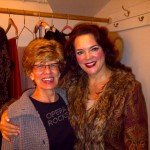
[29,72,34,81]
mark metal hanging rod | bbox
[0,8,111,23]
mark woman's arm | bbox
[0,110,20,142]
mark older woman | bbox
[1,39,75,150]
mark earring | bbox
[58,74,61,78]
[30,76,34,81]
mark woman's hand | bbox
[0,110,20,142]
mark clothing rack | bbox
[0,8,111,23]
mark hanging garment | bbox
[0,27,13,107]
[44,29,67,49]
[17,47,34,92]
[8,38,22,99]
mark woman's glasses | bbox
[33,63,60,72]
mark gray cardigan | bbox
[1,88,67,150]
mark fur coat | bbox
[65,69,148,150]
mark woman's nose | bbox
[85,52,91,59]
[44,65,52,73]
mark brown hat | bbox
[108,31,123,62]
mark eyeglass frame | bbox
[33,63,60,72]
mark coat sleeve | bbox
[124,82,148,149]
[1,135,18,149]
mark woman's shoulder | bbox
[56,88,68,105]
[111,69,141,88]
[56,87,66,96]
[113,69,135,80]
[8,89,36,117]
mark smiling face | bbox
[74,34,107,77]
[30,60,60,91]
[22,39,64,93]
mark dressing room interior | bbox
[0,0,149,148]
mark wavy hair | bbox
[63,23,131,79]
[22,38,64,77]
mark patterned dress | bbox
[0,27,13,107]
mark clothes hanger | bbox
[61,15,73,34]
[34,12,42,38]
[49,15,56,32]
[5,10,18,38]
[34,19,51,38]
[18,11,34,39]
[44,15,57,40]
[34,12,51,38]
[34,19,43,38]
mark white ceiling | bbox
[47,0,110,16]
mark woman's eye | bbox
[51,63,59,68]
[91,46,100,51]
[38,65,45,69]
[76,51,83,55]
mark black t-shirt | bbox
[30,95,75,150]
